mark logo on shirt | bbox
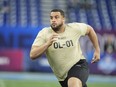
[53,40,74,49]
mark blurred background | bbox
[0,0,116,87]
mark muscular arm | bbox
[86,25,100,63]
[30,33,58,60]
[30,43,49,60]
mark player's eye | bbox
[55,16,59,19]
[50,16,53,19]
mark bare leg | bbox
[68,77,82,87]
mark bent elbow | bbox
[30,53,41,60]
[30,53,36,60]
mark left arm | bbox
[86,25,100,63]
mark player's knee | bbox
[68,77,82,87]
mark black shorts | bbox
[59,59,89,87]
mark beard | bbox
[51,23,63,32]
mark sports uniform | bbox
[32,23,89,87]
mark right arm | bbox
[30,33,58,60]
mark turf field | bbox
[0,72,116,87]
[0,79,116,87]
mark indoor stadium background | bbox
[0,0,116,87]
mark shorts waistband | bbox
[76,59,86,64]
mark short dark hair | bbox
[51,9,65,17]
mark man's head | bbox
[50,9,65,32]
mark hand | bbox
[91,50,100,63]
[46,33,59,46]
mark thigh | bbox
[68,77,82,87]
[68,60,89,87]
[59,60,89,87]
[59,80,87,87]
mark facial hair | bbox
[51,23,63,32]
